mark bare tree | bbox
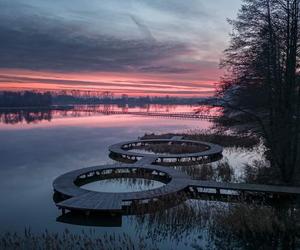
[217,0,300,183]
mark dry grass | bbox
[131,143,208,154]
[141,130,260,149]
[211,203,300,250]
[217,162,234,183]
[0,229,158,250]
[244,160,282,185]
[177,161,234,182]
[3,201,299,249]
[133,199,300,249]
[133,199,220,244]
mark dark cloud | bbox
[0,0,242,96]
[130,15,156,42]
[0,10,190,73]
[137,66,192,74]
[141,0,210,19]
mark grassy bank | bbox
[141,130,260,149]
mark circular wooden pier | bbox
[109,137,223,165]
[53,136,300,215]
[53,163,191,213]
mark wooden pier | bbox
[109,138,223,165]
[53,136,300,214]
[53,160,300,214]
[53,163,189,213]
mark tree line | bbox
[0,90,201,106]
[217,0,300,183]
[0,91,52,107]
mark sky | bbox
[0,0,242,97]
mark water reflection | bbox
[57,212,122,227]
[176,161,235,182]
[0,109,52,124]
[2,105,296,249]
[0,104,216,125]
[81,178,165,193]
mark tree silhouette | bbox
[217,0,300,183]
[0,91,52,107]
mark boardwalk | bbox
[53,159,300,214]
[53,136,300,214]
[53,164,189,213]
[109,138,223,165]
[189,180,300,196]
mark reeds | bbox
[131,198,300,249]
[177,161,235,182]
[244,160,282,185]
[130,143,208,155]
[3,200,299,249]
[0,229,158,250]
[141,130,260,149]
[211,202,300,249]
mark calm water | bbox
[82,178,166,192]
[0,105,265,249]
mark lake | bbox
[0,105,270,249]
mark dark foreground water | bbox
[0,105,290,249]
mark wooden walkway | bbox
[53,159,300,214]
[53,163,189,213]
[109,137,223,165]
[53,136,300,214]
[189,180,300,195]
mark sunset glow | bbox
[0,69,218,97]
[0,0,241,97]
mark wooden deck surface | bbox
[54,163,190,212]
[53,136,300,213]
[109,138,223,160]
[190,179,300,195]
[54,161,300,213]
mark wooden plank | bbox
[135,156,157,166]
[109,139,223,160]
[54,162,300,213]
[170,136,184,141]
[58,192,123,211]
[190,180,300,195]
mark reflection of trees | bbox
[0,109,52,124]
[88,178,162,192]
[130,142,208,154]
[176,161,235,183]
[0,105,116,125]
[0,104,198,125]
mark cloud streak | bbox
[0,0,242,96]
[0,72,215,96]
